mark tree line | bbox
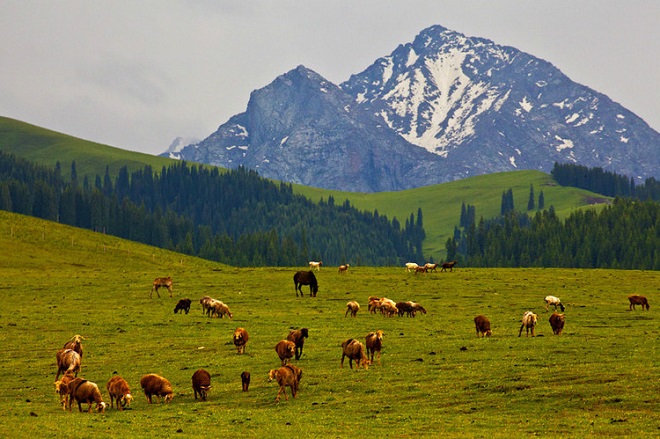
[551,162,660,201]
[0,151,425,266]
[448,196,660,270]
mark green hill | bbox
[0,115,610,260]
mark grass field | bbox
[0,210,657,438]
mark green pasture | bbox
[0,211,657,438]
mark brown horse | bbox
[294,271,318,297]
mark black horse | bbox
[293,271,318,297]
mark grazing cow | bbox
[474,315,492,337]
[140,374,174,403]
[106,375,133,411]
[54,373,75,410]
[68,378,107,413]
[241,371,251,392]
[544,295,565,312]
[294,271,319,297]
[628,295,650,311]
[192,369,212,401]
[174,298,192,314]
[338,264,350,274]
[549,312,565,335]
[341,339,370,370]
[63,334,85,359]
[365,330,384,365]
[414,266,428,275]
[268,364,302,403]
[233,328,249,354]
[345,301,360,317]
[518,311,538,337]
[424,263,438,272]
[308,261,322,271]
[405,262,419,272]
[441,260,458,272]
[275,340,296,365]
[287,328,309,360]
[151,276,173,298]
[55,348,81,381]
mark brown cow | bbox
[62,334,85,359]
[549,312,565,335]
[151,276,173,298]
[338,264,350,274]
[233,328,249,354]
[474,315,492,337]
[54,372,75,410]
[275,340,296,365]
[628,295,650,310]
[341,339,370,370]
[106,375,133,411]
[192,369,211,401]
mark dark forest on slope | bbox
[0,152,424,266]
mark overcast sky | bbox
[1,1,657,155]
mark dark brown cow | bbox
[628,295,650,310]
[549,312,565,335]
[287,328,309,360]
[192,369,211,401]
[474,315,492,337]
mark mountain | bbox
[166,25,660,192]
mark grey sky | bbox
[1,0,657,155]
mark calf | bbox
[549,312,565,335]
[192,369,211,401]
[628,295,650,311]
[106,375,133,411]
[474,315,492,337]
[241,371,251,392]
[309,261,322,271]
[54,373,75,410]
[544,295,565,312]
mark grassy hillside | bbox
[296,171,610,259]
[0,116,174,178]
[0,210,657,438]
[0,115,611,260]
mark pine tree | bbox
[538,191,545,210]
[527,184,535,210]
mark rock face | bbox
[165,25,659,192]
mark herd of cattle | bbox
[53,266,651,412]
